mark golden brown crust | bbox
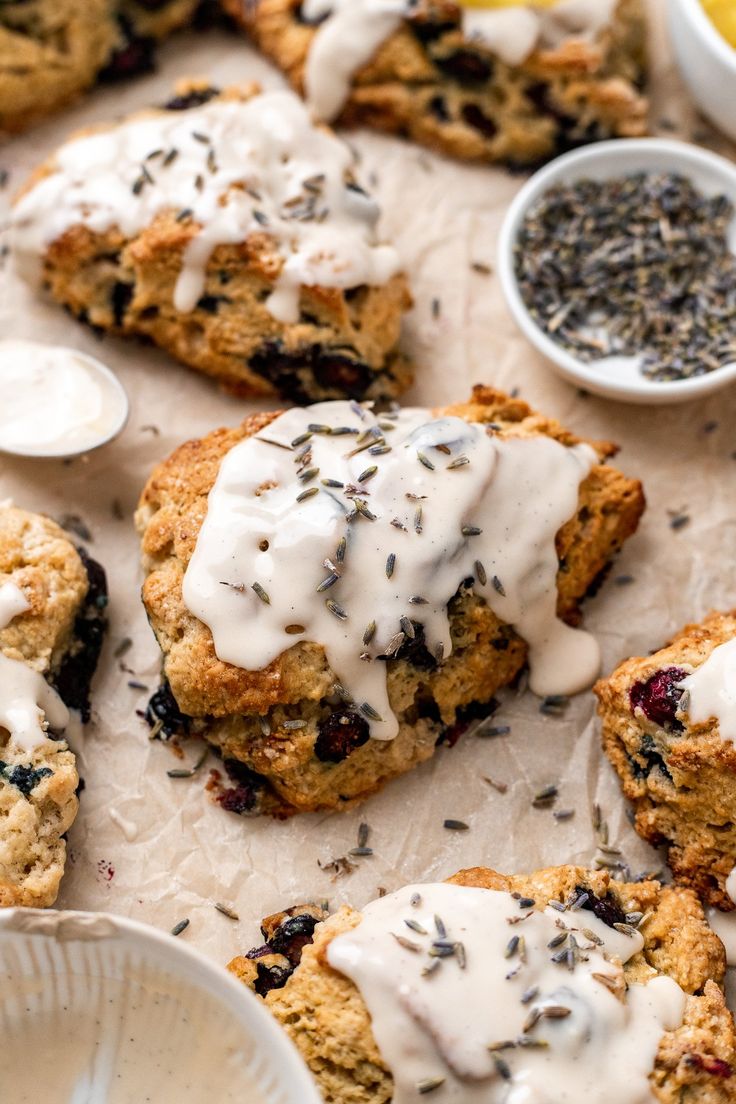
[226,0,648,166]
[596,610,736,910]
[0,0,198,135]
[228,865,735,1104]
[17,82,413,403]
[0,506,93,908]
[137,385,645,815]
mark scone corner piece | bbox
[227,865,735,1104]
[0,504,109,908]
[595,609,736,910]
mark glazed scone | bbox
[596,611,736,912]
[136,385,644,816]
[10,83,412,403]
[0,0,199,135]
[224,0,648,167]
[0,505,108,907]
[228,865,735,1103]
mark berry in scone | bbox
[136,385,644,816]
[10,82,412,404]
[0,0,200,135]
[596,610,736,912]
[224,0,648,167]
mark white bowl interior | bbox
[0,909,321,1104]
[497,139,736,404]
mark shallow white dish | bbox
[668,0,736,143]
[497,138,736,404]
[0,907,321,1104]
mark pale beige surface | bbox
[0,1,735,1006]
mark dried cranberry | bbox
[217,759,264,815]
[434,50,492,85]
[684,1053,734,1078]
[438,699,498,747]
[315,709,370,762]
[461,103,497,139]
[630,667,687,729]
[575,886,626,929]
[164,86,220,111]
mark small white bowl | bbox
[668,0,736,142]
[497,138,736,404]
[0,907,321,1103]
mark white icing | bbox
[679,638,736,744]
[0,340,127,457]
[10,91,400,326]
[707,907,736,967]
[727,866,736,905]
[302,0,618,122]
[0,580,69,751]
[327,882,686,1103]
[182,400,600,740]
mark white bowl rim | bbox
[0,344,130,459]
[0,906,322,1104]
[497,137,736,403]
[674,0,736,75]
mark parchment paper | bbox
[1,0,735,1003]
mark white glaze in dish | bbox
[0,340,128,458]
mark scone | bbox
[0,505,108,907]
[596,611,736,912]
[10,83,412,403]
[136,385,644,816]
[228,864,735,1103]
[224,0,648,167]
[0,0,199,135]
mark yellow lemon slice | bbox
[702,0,736,46]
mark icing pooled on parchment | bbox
[327,882,686,1103]
[182,400,600,740]
[678,637,736,745]
[301,0,618,122]
[10,90,400,326]
[0,580,69,750]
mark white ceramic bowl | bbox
[668,0,736,142]
[497,138,736,404]
[0,907,322,1104]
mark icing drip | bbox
[0,581,69,750]
[679,637,736,744]
[10,91,400,326]
[327,882,687,1103]
[302,0,618,122]
[182,401,600,740]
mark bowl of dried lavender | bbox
[497,138,736,404]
